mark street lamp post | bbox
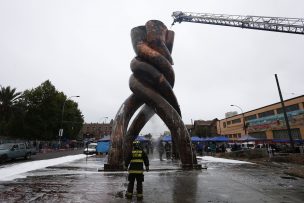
[230,104,247,135]
[103,116,108,124]
[59,95,80,147]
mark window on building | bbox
[272,128,301,139]
[276,104,299,114]
[245,114,257,121]
[232,118,241,124]
[227,121,231,125]
[258,110,275,118]
[223,122,226,128]
[249,131,267,139]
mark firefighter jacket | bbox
[125,148,149,174]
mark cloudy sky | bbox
[1,0,303,136]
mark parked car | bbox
[0,143,32,163]
[255,144,266,149]
[241,142,255,149]
[226,143,242,152]
[83,143,97,155]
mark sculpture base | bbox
[104,164,125,171]
[181,164,203,170]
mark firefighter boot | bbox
[125,192,132,199]
[137,194,143,201]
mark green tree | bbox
[60,99,84,141]
[22,80,83,141]
[0,86,22,137]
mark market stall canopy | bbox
[191,136,202,142]
[239,135,258,141]
[162,135,205,142]
[162,135,172,142]
[209,136,229,142]
[272,139,303,143]
[135,136,149,142]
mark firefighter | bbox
[125,140,149,200]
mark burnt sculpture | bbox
[104,20,198,170]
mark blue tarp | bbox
[162,135,172,142]
[191,136,202,142]
[208,136,229,142]
[200,137,207,142]
[272,139,303,143]
[96,141,110,153]
[238,135,258,141]
[162,135,205,142]
[135,136,149,142]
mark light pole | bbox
[230,104,247,135]
[103,117,108,124]
[59,95,80,147]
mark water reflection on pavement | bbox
[0,155,303,203]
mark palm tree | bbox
[0,86,22,122]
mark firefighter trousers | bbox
[127,173,144,197]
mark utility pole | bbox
[275,74,294,149]
[59,95,80,147]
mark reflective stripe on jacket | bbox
[125,149,149,174]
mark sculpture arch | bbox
[105,20,197,170]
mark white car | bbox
[83,143,97,155]
[241,142,255,149]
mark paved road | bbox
[0,155,303,203]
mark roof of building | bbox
[194,119,218,126]
[194,120,212,125]
[185,124,194,129]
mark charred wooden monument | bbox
[104,20,198,170]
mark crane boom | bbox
[172,11,304,35]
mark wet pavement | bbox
[0,154,303,203]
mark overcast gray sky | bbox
[1,0,303,136]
